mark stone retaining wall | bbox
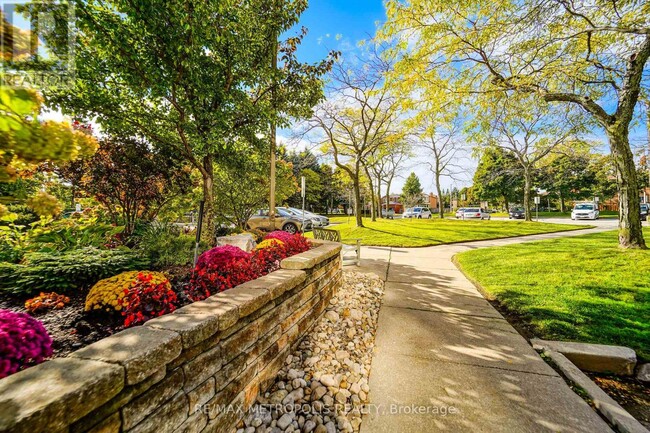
[0,240,342,433]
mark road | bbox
[491,216,621,229]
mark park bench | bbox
[313,227,360,266]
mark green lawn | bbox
[311,216,586,247]
[455,229,650,360]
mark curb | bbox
[541,349,649,433]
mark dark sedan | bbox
[509,207,525,219]
[641,203,649,221]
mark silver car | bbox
[404,206,432,219]
[247,208,312,234]
[462,208,491,220]
[284,207,330,227]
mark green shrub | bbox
[0,247,149,295]
[25,217,124,252]
[0,239,22,263]
[137,222,207,269]
[4,204,38,227]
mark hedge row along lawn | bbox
[455,229,650,360]
[314,217,586,247]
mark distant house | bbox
[602,187,650,211]
[378,192,440,214]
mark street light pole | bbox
[269,30,278,224]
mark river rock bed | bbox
[237,271,384,433]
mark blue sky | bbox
[290,0,387,64]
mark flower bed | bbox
[0,238,343,433]
[0,231,312,378]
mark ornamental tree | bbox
[58,136,192,234]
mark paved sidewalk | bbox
[355,228,614,433]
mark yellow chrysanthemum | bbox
[255,239,284,250]
[84,271,169,313]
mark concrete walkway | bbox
[355,228,615,433]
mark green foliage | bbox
[0,247,149,295]
[24,217,123,253]
[2,204,38,226]
[0,239,22,263]
[536,146,599,210]
[213,147,298,228]
[401,172,423,207]
[35,0,335,241]
[137,222,206,269]
[282,149,345,213]
[473,147,523,208]
[26,191,63,218]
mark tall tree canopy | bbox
[383,0,650,247]
[306,43,405,227]
[36,0,334,241]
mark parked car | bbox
[462,208,491,220]
[283,207,330,227]
[381,208,395,219]
[571,202,599,220]
[508,207,526,219]
[641,203,649,221]
[455,208,466,219]
[247,208,312,234]
[403,206,432,219]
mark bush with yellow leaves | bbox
[254,238,284,250]
[26,191,62,218]
[84,270,169,313]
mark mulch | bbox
[0,267,193,358]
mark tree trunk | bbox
[386,179,392,218]
[523,169,532,221]
[200,155,215,244]
[503,196,509,212]
[376,177,382,219]
[609,129,646,248]
[365,168,376,222]
[559,191,565,213]
[435,173,444,219]
[353,176,364,227]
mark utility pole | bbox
[269,25,278,224]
